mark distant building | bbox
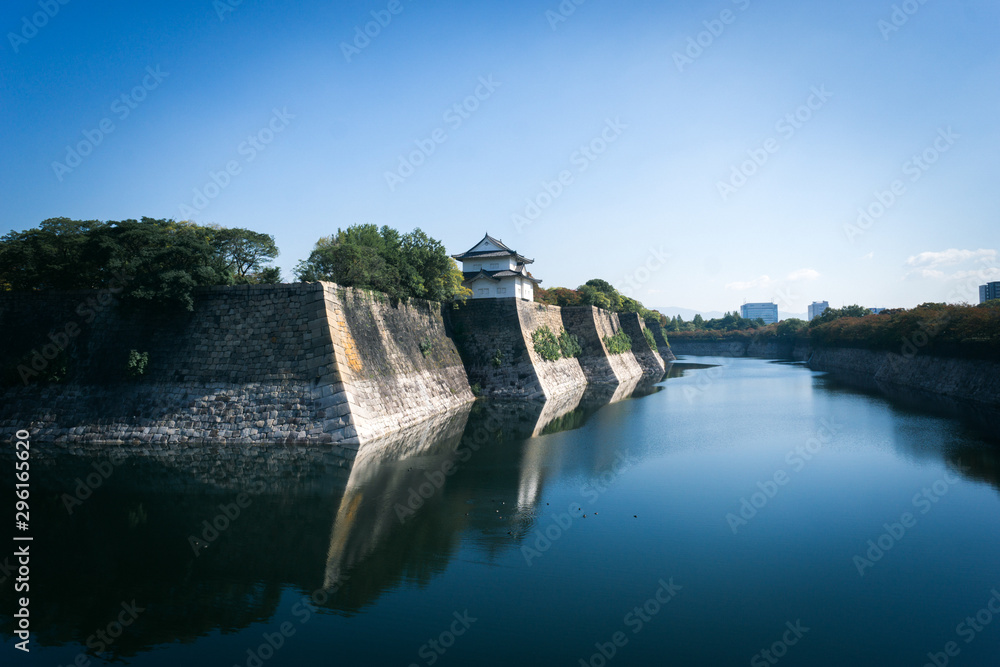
[452,233,541,301]
[868,307,887,315]
[980,282,1000,304]
[807,301,830,321]
[741,302,778,324]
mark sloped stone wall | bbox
[618,313,666,376]
[0,283,473,444]
[561,306,644,385]
[515,301,589,399]
[323,286,474,442]
[448,298,541,398]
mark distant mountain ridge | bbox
[653,306,807,322]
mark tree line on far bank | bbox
[670,302,1000,360]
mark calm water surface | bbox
[4,357,1000,666]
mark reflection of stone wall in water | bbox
[807,348,1000,408]
[0,445,351,656]
[0,372,670,652]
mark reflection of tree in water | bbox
[817,371,1000,445]
[946,445,1000,493]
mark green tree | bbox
[211,227,279,281]
[580,278,623,311]
[295,224,468,302]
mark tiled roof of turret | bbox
[452,233,534,264]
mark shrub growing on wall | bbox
[126,350,149,378]
[603,330,632,355]
[558,329,582,358]
[643,327,658,352]
[532,326,562,361]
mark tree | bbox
[578,284,612,310]
[0,217,280,310]
[537,287,582,307]
[211,227,279,281]
[0,217,104,291]
[580,279,622,311]
[809,304,871,327]
[89,218,231,311]
[295,224,469,302]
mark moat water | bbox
[3,357,1000,666]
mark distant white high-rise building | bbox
[741,302,778,324]
[808,301,829,321]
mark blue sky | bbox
[2,0,998,313]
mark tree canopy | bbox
[295,224,470,302]
[535,279,668,337]
[0,218,281,310]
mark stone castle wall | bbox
[561,306,644,385]
[1,287,669,442]
[0,283,473,444]
[617,312,667,376]
[448,299,590,400]
[515,300,590,398]
[322,286,473,442]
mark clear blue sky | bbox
[2,0,998,313]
